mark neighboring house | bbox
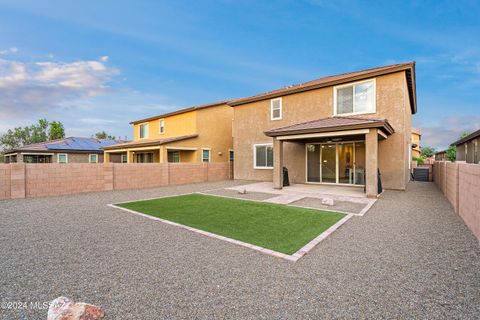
[229,62,417,197]
[452,129,479,164]
[3,137,125,164]
[411,128,421,158]
[103,101,233,164]
[435,150,448,161]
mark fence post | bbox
[455,163,460,214]
[10,163,26,199]
[103,163,114,191]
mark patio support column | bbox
[365,128,378,198]
[159,146,168,163]
[127,150,134,163]
[104,152,110,163]
[273,138,283,189]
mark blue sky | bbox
[0,0,479,150]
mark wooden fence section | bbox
[0,162,231,200]
[434,161,480,241]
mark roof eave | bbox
[264,122,395,137]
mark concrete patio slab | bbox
[226,182,375,215]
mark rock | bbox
[321,198,334,206]
[47,297,105,320]
[238,189,247,194]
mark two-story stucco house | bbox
[103,101,233,164]
[411,128,421,158]
[229,62,417,197]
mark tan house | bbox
[103,101,233,164]
[229,62,417,197]
[411,128,421,158]
[453,129,479,164]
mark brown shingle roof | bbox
[130,101,228,125]
[229,62,417,114]
[264,116,394,137]
[102,134,198,150]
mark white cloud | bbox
[0,47,19,55]
[79,117,116,125]
[100,55,109,62]
[0,57,119,117]
[418,115,480,150]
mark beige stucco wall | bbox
[233,71,413,190]
[411,131,421,158]
[133,111,197,141]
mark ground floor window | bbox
[136,152,153,163]
[202,149,211,162]
[168,151,180,163]
[121,154,128,163]
[57,154,68,163]
[23,154,52,163]
[254,144,273,169]
[89,154,98,163]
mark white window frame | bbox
[57,153,68,164]
[159,119,165,134]
[333,78,376,116]
[168,151,180,163]
[253,143,274,169]
[121,154,128,163]
[139,123,149,139]
[89,154,98,163]
[201,148,211,163]
[270,98,282,120]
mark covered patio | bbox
[264,116,394,198]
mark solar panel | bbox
[45,137,121,151]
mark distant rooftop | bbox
[6,137,127,153]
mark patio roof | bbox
[103,134,198,150]
[264,116,394,137]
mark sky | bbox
[0,0,479,150]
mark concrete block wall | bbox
[0,164,11,200]
[169,163,207,185]
[0,162,230,200]
[434,161,480,241]
[458,164,480,241]
[113,163,169,190]
[25,163,105,198]
[207,163,230,182]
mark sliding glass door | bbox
[321,144,336,183]
[306,141,365,185]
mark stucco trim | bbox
[276,129,370,141]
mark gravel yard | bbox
[1,181,479,319]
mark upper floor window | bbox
[159,119,165,134]
[139,123,149,139]
[270,98,282,120]
[334,79,375,115]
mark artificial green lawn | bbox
[117,194,344,255]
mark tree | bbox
[420,146,435,158]
[0,119,66,151]
[445,132,470,162]
[94,131,116,140]
[446,145,456,162]
[48,121,65,140]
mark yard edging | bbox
[108,198,353,262]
